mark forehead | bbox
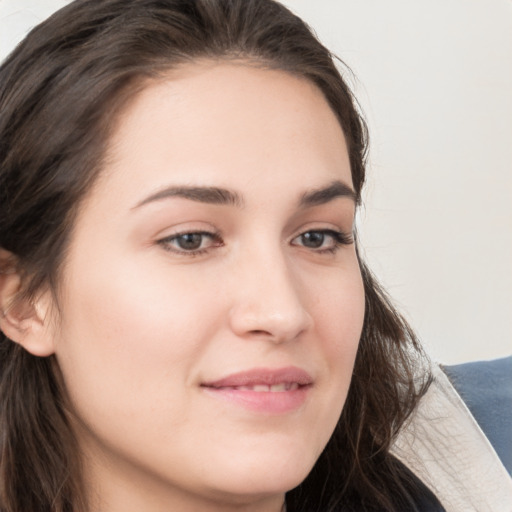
[96,61,351,206]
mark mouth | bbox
[201,366,312,414]
[213,382,301,392]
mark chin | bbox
[203,449,316,499]
[193,414,334,500]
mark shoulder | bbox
[442,355,512,474]
[391,359,512,511]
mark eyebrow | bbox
[299,180,357,207]
[134,185,244,209]
[133,179,356,210]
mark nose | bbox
[228,248,313,343]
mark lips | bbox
[201,366,312,414]
[219,382,300,392]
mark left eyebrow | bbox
[299,180,357,207]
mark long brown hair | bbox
[0,1,431,510]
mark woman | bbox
[0,1,503,511]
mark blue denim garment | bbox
[443,355,512,475]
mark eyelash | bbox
[293,229,354,254]
[157,229,353,256]
[158,231,223,257]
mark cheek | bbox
[311,259,365,353]
[53,255,221,423]
[313,261,365,400]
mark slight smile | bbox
[201,366,313,414]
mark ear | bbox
[0,249,56,357]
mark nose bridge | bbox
[228,241,312,342]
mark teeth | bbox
[228,383,299,392]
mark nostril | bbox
[249,329,272,336]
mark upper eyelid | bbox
[155,223,220,239]
[290,224,353,239]
[161,228,217,237]
[156,226,352,241]
[158,230,221,244]
[291,228,353,243]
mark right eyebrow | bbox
[132,185,244,209]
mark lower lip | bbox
[201,386,311,414]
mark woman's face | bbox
[48,62,365,511]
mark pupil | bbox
[178,233,203,250]
[302,231,324,248]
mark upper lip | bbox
[202,366,313,388]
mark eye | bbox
[291,229,353,253]
[158,231,222,255]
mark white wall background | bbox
[1,0,511,364]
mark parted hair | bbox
[0,1,431,511]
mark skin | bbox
[9,62,365,511]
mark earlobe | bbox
[0,250,56,357]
